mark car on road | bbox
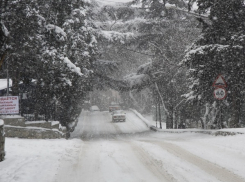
[111,110,126,122]
[109,105,121,112]
[90,105,100,112]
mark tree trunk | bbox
[167,108,173,129]
[11,68,19,96]
[201,103,211,129]
[158,102,162,129]
[173,110,177,129]
[230,86,240,128]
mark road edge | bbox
[129,109,245,136]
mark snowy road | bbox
[54,111,245,182]
[70,111,150,140]
[1,111,245,182]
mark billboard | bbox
[0,96,19,114]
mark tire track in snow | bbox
[54,141,101,182]
[127,141,178,182]
[145,140,245,182]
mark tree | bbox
[86,1,151,109]
[0,0,98,129]
[181,0,245,128]
[123,0,200,128]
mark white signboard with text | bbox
[0,96,19,114]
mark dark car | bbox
[109,105,120,112]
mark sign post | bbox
[212,75,227,129]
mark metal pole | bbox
[155,101,158,128]
[220,101,222,129]
[6,57,9,96]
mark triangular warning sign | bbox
[212,75,227,88]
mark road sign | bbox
[214,88,227,100]
[212,75,227,88]
[0,96,19,114]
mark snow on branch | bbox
[124,73,150,89]
[137,62,152,74]
[46,24,67,41]
[62,57,83,76]
[99,30,134,43]
[165,2,176,9]
[181,91,196,101]
[181,44,230,64]
[72,8,86,17]
[1,21,9,37]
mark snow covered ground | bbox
[142,113,167,129]
[0,110,245,182]
[0,138,81,182]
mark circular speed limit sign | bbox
[214,87,227,100]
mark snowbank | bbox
[0,115,21,118]
[0,138,81,182]
[2,116,67,139]
[129,108,151,127]
[0,79,12,90]
[0,120,3,126]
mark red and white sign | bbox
[212,75,227,88]
[214,88,227,100]
[0,96,19,114]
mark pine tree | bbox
[0,0,99,129]
[182,0,245,128]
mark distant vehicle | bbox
[111,110,126,122]
[90,105,100,112]
[109,105,120,112]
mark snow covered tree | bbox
[124,0,200,128]
[181,0,245,128]
[0,0,98,129]
[86,2,148,108]
[0,0,9,72]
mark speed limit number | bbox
[214,87,227,100]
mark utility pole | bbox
[155,101,158,128]
[6,57,9,96]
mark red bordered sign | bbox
[214,87,227,100]
[212,75,227,88]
